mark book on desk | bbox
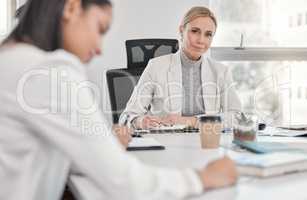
[234,152,307,177]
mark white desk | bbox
[130,133,307,200]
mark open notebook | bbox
[149,124,188,132]
[234,152,307,177]
[134,124,199,134]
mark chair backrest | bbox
[106,68,144,124]
[125,38,179,69]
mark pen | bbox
[122,114,142,137]
[158,121,169,127]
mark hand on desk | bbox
[199,156,238,190]
[134,114,197,129]
[134,115,166,129]
[112,125,132,148]
[162,114,197,128]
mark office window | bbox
[0,0,15,41]
[210,0,307,47]
[297,13,302,26]
[209,0,307,126]
[224,60,307,126]
[289,16,293,28]
[0,0,8,37]
[212,48,307,126]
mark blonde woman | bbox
[120,6,241,129]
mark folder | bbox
[233,140,303,154]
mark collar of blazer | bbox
[166,50,220,114]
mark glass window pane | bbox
[0,0,8,37]
[210,0,307,47]
[222,61,307,126]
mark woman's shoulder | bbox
[148,52,174,66]
[9,44,87,80]
[0,43,83,71]
[207,57,229,74]
[42,50,88,82]
[46,49,84,70]
[144,52,177,74]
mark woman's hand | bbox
[133,114,197,129]
[112,124,132,148]
[162,114,197,128]
[133,115,166,129]
[198,156,238,190]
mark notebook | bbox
[127,137,165,151]
[149,124,189,132]
[234,152,307,177]
[134,124,199,133]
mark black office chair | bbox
[125,38,179,69]
[106,68,144,124]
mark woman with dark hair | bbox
[0,0,237,199]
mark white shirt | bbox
[0,44,203,200]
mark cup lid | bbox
[199,115,221,122]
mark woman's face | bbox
[62,1,112,63]
[180,16,216,60]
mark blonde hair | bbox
[181,6,217,28]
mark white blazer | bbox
[120,50,242,125]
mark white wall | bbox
[87,0,210,123]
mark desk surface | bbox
[130,133,307,200]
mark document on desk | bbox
[133,124,194,134]
[127,137,165,151]
[259,126,307,137]
[149,124,187,131]
[148,124,199,133]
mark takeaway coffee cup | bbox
[199,115,222,149]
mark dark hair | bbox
[15,5,25,18]
[4,0,112,51]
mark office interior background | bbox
[1,0,307,126]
